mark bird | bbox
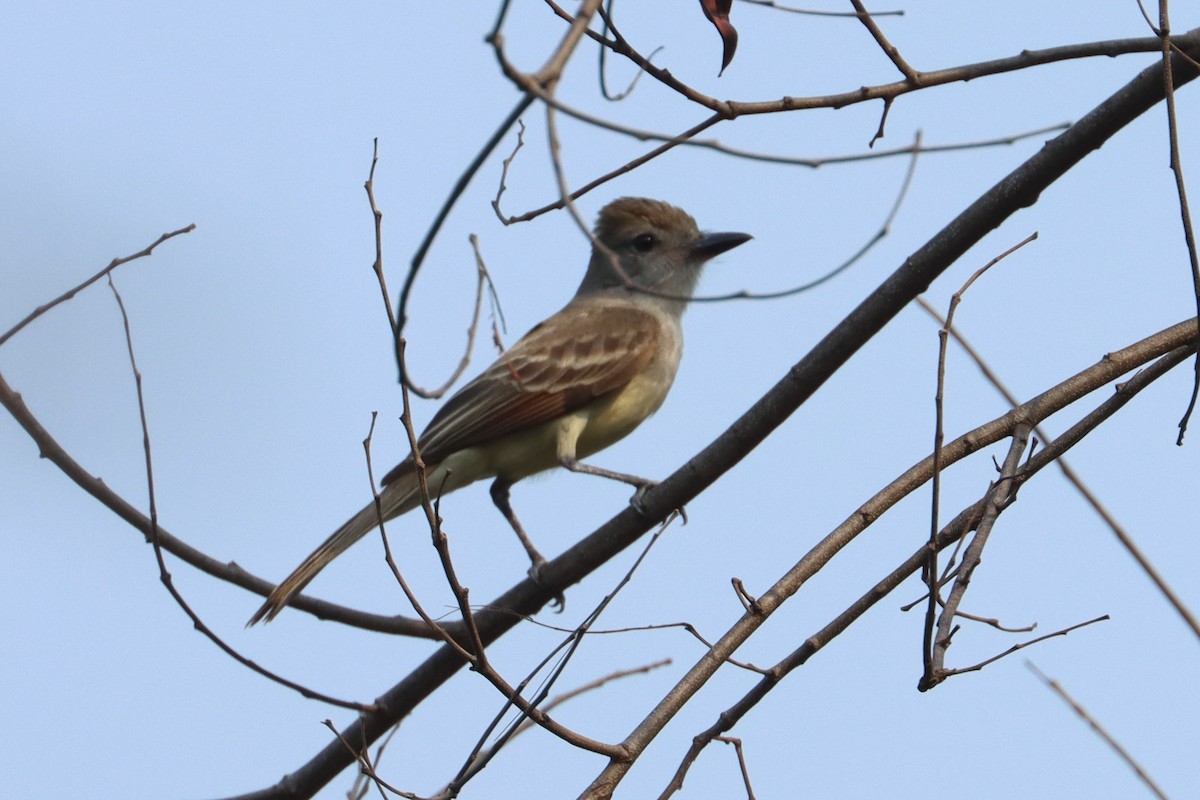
[248,197,751,624]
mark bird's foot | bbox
[629,480,660,516]
[527,559,566,612]
[630,482,688,525]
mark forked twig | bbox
[915,298,1200,641]
[0,224,195,348]
[923,232,1037,685]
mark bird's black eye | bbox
[632,232,657,252]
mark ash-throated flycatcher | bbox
[249,197,750,624]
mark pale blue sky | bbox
[2,3,1198,798]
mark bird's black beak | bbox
[691,231,752,262]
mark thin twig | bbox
[322,719,419,800]
[707,128,926,300]
[597,0,659,101]
[107,275,369,711]
[937,616,1108,678]
[713,737,757,800]
[951,608,1036,633]
[1056,459,1200,640]
[363,410,473,661]
[396,96,534,341]
[739,0,902,17]
[365,139,399,342]
[347,723,404,800]
[368,144,493,400]
[849,0,918,81]
[1027,661,1171,800]
[394,340,487,661]
[0,224,195,348]
[490,118,526,222]
[488,612,770,674]
[1153,11,1200,443]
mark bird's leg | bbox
[555,418,658,492]
[490,478,565,611]
[559,456,662,510]
[557,457,687,521]
[558,456,658,491]
[489,478,547,570]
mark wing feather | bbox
[380,302,660,485]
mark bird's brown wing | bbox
[381,302,661,485]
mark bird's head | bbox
[578,197,751,305]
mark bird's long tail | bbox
[247,469,419,625]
